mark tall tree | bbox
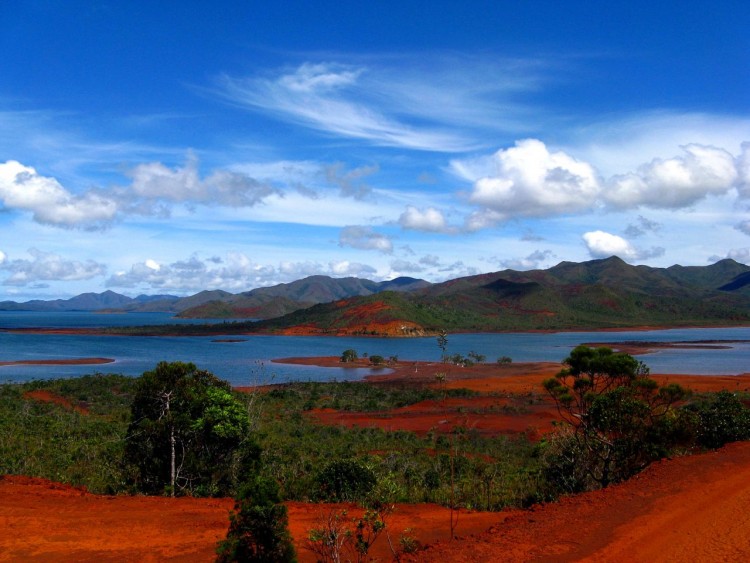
[125,361,253,496]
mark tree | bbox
[124,361,253,496]
[340,349,358,363]
[543,346,686,489]
[217,476,296,563]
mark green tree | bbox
[340,349,358,363]
[124,361,253,496]
[543,346,686,489]
[217,476,296,562]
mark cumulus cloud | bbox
[454,140,750,230]
[710,248,750,265]
[582,231,665,262]
[498,250,556,270]
[389,259,424,273]
[0,157,281,229]
[398,205,449,232]
[107,253,383,293]
[604,144,738,209]
[583,231,638,260]
[0,160,118,229]
[624,215,662,238]
[0,249,107,286]
[329,260,378,277]
[465,139,601,220]
[126,153,280,209]
[339,226,393,254]
[325,162,378,200]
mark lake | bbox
[0,312,748,385]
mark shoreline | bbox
[2,322,749,337]
[0,358,115,367]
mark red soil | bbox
[23,389,90,414]
[3,442,750,561]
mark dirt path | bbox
[410,441,750,562]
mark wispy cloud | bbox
[213,55,546,152]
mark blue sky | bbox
[0,1,748,300]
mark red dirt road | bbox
[410,441,750,562]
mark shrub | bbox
[315,459,377,502]
[684,391,750,449]
[217,476,296,562]
[340,349,358,363]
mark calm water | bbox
[0,312,748,384]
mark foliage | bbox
[0,374,134,494]
[542,346,687,489]
[497,356,513,364]
[368,355,385,366]
[340,349,358,363]
[124,361,253,496]
[216,476,296,563]
[315,459,377,502]
[683,390,750,449]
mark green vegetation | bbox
[217,476,297,562]
[124,361,255,497]
[543,346,690,491]
[1,350,749,533]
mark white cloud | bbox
[465,139,601,220]
[126,154,280,208]
[0,160,118,229]
[0,157,281,229]
[582,231,638,261]
[214,55,546,152]
[582,230,664,262]
[106,253,384,293]
[498,250,556,271]
[329,260,377,277]
[710,248,750,265]
[455,139,750,229]
[339,226,393,254]
[0,249,107,286]
[325,162,378,200]
[389,259,425,273]
[398,205,449,232]
[604,144,738,209]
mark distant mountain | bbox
[0,276,431,318]
[0,290,148,312]
[175,275,432,319]
[253,257,750,336]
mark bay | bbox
[0,312,748,385]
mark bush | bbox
[340,349,358,363]
[684,391,750,449]
[217,476,296,562]
[315,459,377,502]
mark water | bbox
[0,312,748,384]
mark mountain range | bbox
[2,257,750,335]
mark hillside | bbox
[253,257,750,335]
